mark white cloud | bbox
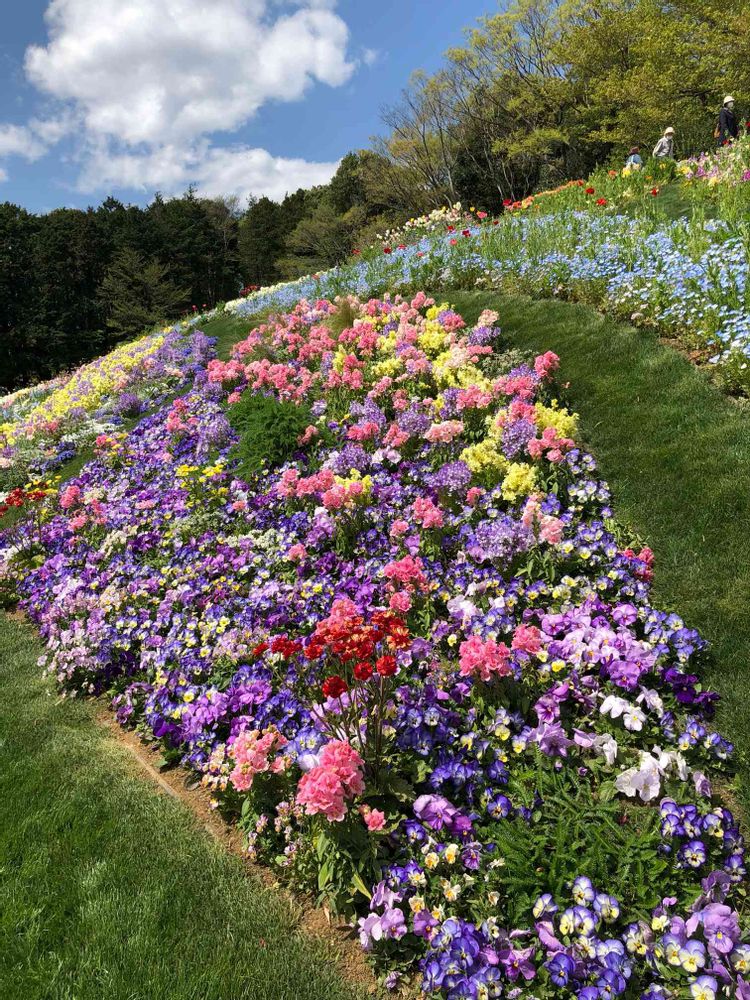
[76,140,340,203]
[0,167,8,183]
[3,1,357,198]
[25,0,354,146]
[362,48,380,67]
[0,124,47,161]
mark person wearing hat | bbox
[625,146,643,168]
[718,96,739,145]
[653,127,675,159]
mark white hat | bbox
[724,95,735,105]
[664,126,675,135]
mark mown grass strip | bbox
[0,612,366,1000]
[447,291,750,814]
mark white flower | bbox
[595,733,618,765]
[600,694,628,719]
[637,688,664,716]
[622,705,646,732]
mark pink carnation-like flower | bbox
[424,420,464,444]
[361,806,387,831]
[466,487,484,508]
[389,519,409,539]
[230,729,286,792]
[319,740,365,796]
[512,624,543,655]
[539,516,564,544]
[296,767,348,822]
[389,591,412,613]
[296,740,365,822]
[60,484,81,510]
[534,351,560,379]
[412,496,444,529]
[458,636,511,682]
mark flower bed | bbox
[3,294,748,999]
[0,325,215,492]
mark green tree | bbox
[97,248,188,340]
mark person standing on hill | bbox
[717,96,739,146]
[653,127,675,159]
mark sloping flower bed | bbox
[225,200,750,394]
[0,325,214,491]
[2,294,748,999]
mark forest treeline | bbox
[3,0,749,390]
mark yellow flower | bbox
[501,463,537,501]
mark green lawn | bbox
[0,612,366,1000]
[448,291,750,816]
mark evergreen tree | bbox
[97,248,188,340]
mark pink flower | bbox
[296,767,348,822]
[60,484,81,510]
[539,516,564,544]
[287,543,307,562]
[389,591,412,613]
[360,806,387,831]
[389,519,409,539]
[512,624,543,655]
[412,496,444,530]
[465,487,483,508]
[424,420,464,444]
[296,740,365,822]
[534,351,560,379]
[458,636,511,682]
[297,425,319,445]
[229,729,286,792]
[319,740,365,796]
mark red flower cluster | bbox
[270,635,303,659]
[596,198,608,206]
[0,486,48,519]
[303,600,410,695]
[585,187,596,195]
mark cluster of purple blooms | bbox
[2,298,748,999]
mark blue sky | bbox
[0,1,497,213]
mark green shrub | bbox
[227,391,316,481]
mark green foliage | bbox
[227,391,317,481]
[97,247,188,339]
[485,757,668,926]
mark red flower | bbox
[596,198,607,206]
[462,229,471,237]
[354,661,373,681]
[383,246,392,254]
[447,225,455,232]
[322,675,349,699]
[251,641,269,658]
[352,248,361,255]
[397,243,406,250]
[450,238,457,245]
[375,655,397,677]
[650,188,659,197]
[585,187,595,195]
[502,198,512,207]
